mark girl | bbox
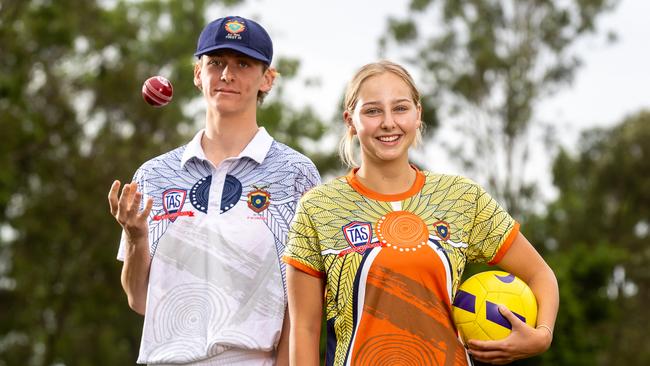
[283,60,558,366]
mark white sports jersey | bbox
[117,128,320,365]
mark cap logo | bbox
[224,20,245,40]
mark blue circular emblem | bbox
[190,175,211,214]
[220,175,242,213]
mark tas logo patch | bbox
[343,221,372,247]
[155,188,194,222]
[339,222,381,257]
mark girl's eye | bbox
[394,105,409,112]
[364,108,382,115]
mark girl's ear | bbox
[343,110,357,135]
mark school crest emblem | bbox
[342,221,372,248]
[433,220,451,241]
[338,221,380,257]
[161,189,186,222]
[225,20,246,38]
[247,185,271,213]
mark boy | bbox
[108,16,320,365]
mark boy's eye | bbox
[238,61,250,68]
[208,59,222,66]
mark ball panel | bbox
[488,293,526,319]
[452,307,477,326]
[464,322,490,342]
[520,286,538,327]
[452,289,476,314]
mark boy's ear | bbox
[193,60,202,90]
[260,66,277,93]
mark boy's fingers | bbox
[131,191,143,215]
[108,180,121,215]
[126,182,138,208]
[138,197,154,220]
[117,183,130,206]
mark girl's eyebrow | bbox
[361,98,411,107]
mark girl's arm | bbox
[466,232,559,364]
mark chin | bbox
[374,152,407,163]
[213,102,240,114]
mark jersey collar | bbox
[180,127,274,168]
[346,164,425,201]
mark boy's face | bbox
[193,49,274,115]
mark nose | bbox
[380,111,396,130]
[220,65,234,83]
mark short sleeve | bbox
[465,182,519,264]
[282,193,325,278]
[294,161,321,198]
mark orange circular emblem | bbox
[375,211,429,252]
[224,20,245,34]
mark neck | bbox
[202,109,259,166]
[356,156,415,195]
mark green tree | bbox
[463,113,648,366]
[529,111,650,365]
[381,0,618,217]
[0,1,335,365]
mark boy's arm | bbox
[287,266,324,366]
[275,308,290,366]
[109,180,153,315]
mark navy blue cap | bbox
[194,16,273,65]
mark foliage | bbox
[0,1,335,365]
[474,111,649,365]
[381,0,618,216]
[534,111,650,365]
[495,110,650,365]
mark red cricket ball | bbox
[142,76,173,107]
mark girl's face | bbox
[345,72,421,165]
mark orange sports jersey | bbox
[283,167,519,366]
